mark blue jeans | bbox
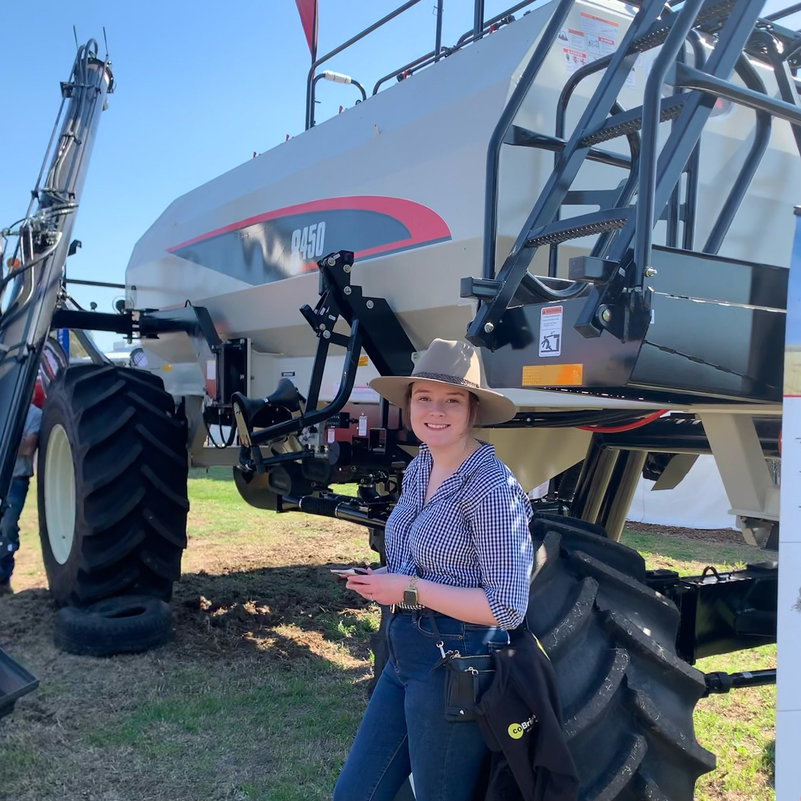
[333,612,509,801]
[0,477,30,584]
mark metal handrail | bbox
[481,0,576,281]
[305,0,422,129]
[305,0,542,129]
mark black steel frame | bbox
[465,0,801,350]
[231,250,415,478]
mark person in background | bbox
[0,400,43,595]
[333,338,534,801]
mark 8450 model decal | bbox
[291,222,327,262]
[168,196,451,285]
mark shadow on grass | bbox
[0,560,379,685]
[0,566,375,801]
[170,561,380,671]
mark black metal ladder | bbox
[464,0,801,352]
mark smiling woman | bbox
[333,339,539,801]
[408,382,477,495]
[407,382,478,461]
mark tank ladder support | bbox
[232,250,415,468]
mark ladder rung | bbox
[628,0,738,53]
[526,210,631,248]
[580,95,686,147]
[506,125,633,169]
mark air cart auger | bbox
[2,1,800,797]
[0,39,112,716]
[0,40,113,519]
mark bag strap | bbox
[427,610,455,661]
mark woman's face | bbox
[408,380,473,451]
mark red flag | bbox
[295,0,318,61]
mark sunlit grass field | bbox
[0,469,775,800]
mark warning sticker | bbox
[581,12,618,60]
[539,305,563,357]
[562,47,587,74]
[559,12,619,76]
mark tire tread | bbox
[527,518,714,801]
[38,364,188,606]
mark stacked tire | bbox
[37,363,188,656]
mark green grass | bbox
[620,526,775,801]
[82,666,362,789]
[0,482,776,801]
[621,528,771,571]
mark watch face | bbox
[403,588,418,606]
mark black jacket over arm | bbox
[474,630,579,801]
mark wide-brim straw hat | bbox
[369,338,516,425]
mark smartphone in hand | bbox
[330,567,369,576]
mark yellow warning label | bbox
[358,355,368,367]
[522,363,583,386]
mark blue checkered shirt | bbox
[385,442,533,629]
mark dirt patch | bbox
[625,520,748,546]
[1,502,775,801]
[169,562,376,665]
[0,503,382,801]
[0,560,380,801]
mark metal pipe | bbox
[764,2,801,20]
[620,0,768,273]
[570,439,619,523]
[456,0,539,47]
[596,450,647,542]
[64,277,126,289]
[634,0,707,287]
[0,44,113,511]
[482,0,575,279]
[286,494,390,529]
[434,0,444,62]
[250,321,362,446]
[703,56,772,254]
[705,669,776,694]
[473,0,485,38]
[372,50,437,96]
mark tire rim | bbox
[44,424,77,565]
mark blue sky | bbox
[1,1,797,350]
[0,1,515,350]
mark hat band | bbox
[412,371,482,391]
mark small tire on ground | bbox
[37,363,188,607]
[526,514,715,801]
[53,595,173,657]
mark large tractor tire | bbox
[527,514,715,800]
[37,363,189,607]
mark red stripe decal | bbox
[167,196,451,253]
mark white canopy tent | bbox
[627,454,738,531]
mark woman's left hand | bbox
[345,571,408,605]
